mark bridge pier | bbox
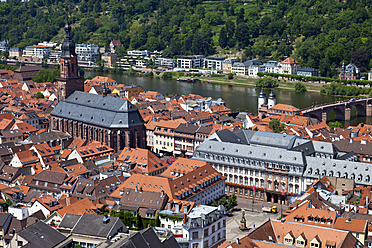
[322,112,327,123]
[367,104,372,116]
[345,108,351,121]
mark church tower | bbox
[57,21,84,101]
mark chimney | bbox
[135,186,138,192]
[139,186,143,193]
[167,202,171,210]
[161,190,164,198]
[183,214,187,223]
[236,238,240,244]
[175,204,180,213]
[366,196,369,208]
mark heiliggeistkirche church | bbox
[50,21,146,152]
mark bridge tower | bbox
[258,88,266,110]
[268,89,276,109]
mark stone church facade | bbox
[51,21,146,151]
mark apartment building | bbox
[182,205,226,248]
[203,56,227,71]
[75,43,99,62]
[177,55,205,69]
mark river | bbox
[85,71,367,126]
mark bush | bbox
[228,73,233,79]
[294,82,307,93]
[162,72,173,79]
[320,83,360,96]
[328,121,343,129]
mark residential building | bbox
[174,123,199,156]
[109,40,121,53]
[135,59,148,67]
[67,141,114,163]
[177,55,205,69]
[262,60,280,73]
[193,129,372,204]
[75,43,99,62]
[111,162,225,205]
[247,219,365,248]
[50,91,146,152]
[117,188,168,219]
[57,213,127,247]
[71,175,123,202]
[0,40,9,52]
[231,62,247,76]
[127,50,149,57]
[28,170,67,194]
[102,227,180,248]
[154,120,183,155]
[279,57,300,75]
[9,221,67,248]
[181,205,226,248]
[101,52,117,68]
[0,213,12,248]
[203,56,227,71]
[297,67,319,77]
[222,59,239,74]
[154,57,175,68]
[117,147,167,175]
[9,47,22,59]
[339,63,361,80]
[111,84,144,98]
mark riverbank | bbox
[193,76,323,93]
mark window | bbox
[44,182,48,187]
[204,228,209,237]
[18,241,23,246]
[204,240,209,248]
[192,232,198,240]
[192,244,199,248]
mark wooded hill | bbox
[1,0,371,77]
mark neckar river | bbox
[85,71,366,126]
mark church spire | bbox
[61,20,76,58]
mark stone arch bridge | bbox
[301,97,372,122]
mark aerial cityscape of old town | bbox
[0,0,372,247]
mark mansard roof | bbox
[51,91,145,129]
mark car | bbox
[349,98,356,102]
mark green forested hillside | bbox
[0,0,371,77]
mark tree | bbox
[135,213,143,230]
[228,73,233,79]
[34,92,44,99]
[294,82,307,93]
[255,76,278,88]
[328,121,343,129]
[218,26,228,48]
[235,23,250,48]
[228,193,238,208]
[236,8,245,24]
[218,196,229,210]
[32,69,60,83]
[211,201,218,207]
[351,49,370,72]
[155,214,161,227]
[269,119,286,133]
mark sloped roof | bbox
[17,221,66,248]
[51,91,144,128]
